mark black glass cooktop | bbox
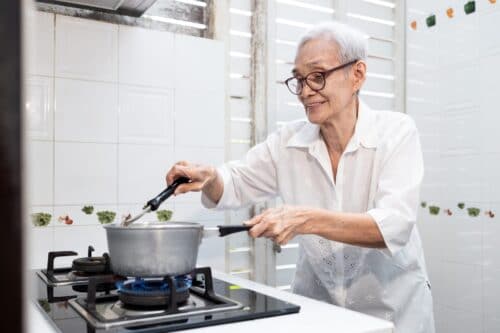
[32,268,300,333]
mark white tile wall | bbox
[438,15,478,66]
[479,10,500,57]
[482,205,500,268]
[483,154,500,202]
[25,76,54,140]
[485,319,500,333]
[440,219,482,265]
[25,12,226,270]
[434,305,483,333]
[438,262,482,312]
[55,78,118,142]
[118,85,174,144]
[480,55,500,154]
[27,225,54,269]
[174,35,225,92]
[173,147,225,167]
[54,142,117,205]
[408,1,500,332]
[27,141,53,206]
[174,89,225,148]
[25,12,225,269]
[55,15,118,82]
[26,11,54,76]
[117,144,174,203]
[482,266,500,319]
[118,25,174,88]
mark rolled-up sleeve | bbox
[366,118,424,256]
[201,133,279,210]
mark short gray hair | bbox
[297,21,368,63]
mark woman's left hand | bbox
[244,205,311,245]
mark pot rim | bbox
[103,221,203,230]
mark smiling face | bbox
[293,38,365,124]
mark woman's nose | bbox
[299,82,316,98]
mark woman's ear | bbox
[352,60,367,93]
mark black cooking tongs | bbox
[121,177,190,226]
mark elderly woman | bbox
[166,22,434,332]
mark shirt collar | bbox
[286,98,378,150]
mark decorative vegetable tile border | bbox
[30,205,174,227]
[420,201,495,218]
[409,1,496,31]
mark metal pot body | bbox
[104,222,203,277]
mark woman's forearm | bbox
[300,209,387,248]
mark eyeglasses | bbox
[284,60,358,95]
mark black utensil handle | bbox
[146,177,190,211]
[218,225,251,237]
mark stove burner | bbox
[71,246,110,274]
[72,257,107,273]
[117,276,192,307]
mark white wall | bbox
[406,1,500,332]
[25,11,226,271]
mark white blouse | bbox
[203,100,435,333]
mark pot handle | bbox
[217,225,251,237]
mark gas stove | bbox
[33,246,300,332]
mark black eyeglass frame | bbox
[284,59,359,95]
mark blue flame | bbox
[116,275,192,295]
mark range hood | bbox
[37,0,158,17]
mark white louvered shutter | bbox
[225,0,255,280]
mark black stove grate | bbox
[38,246,116,303]
[70,266,246,330]
[40,245,113,287]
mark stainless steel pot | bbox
[104,222,250,277]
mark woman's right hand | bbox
[165,161,220,197]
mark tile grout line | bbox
[481,203,485,332]
[116,24,120,211]
[51,12,56,248]
[171,34,177,215]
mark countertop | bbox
[28,270,394,333]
